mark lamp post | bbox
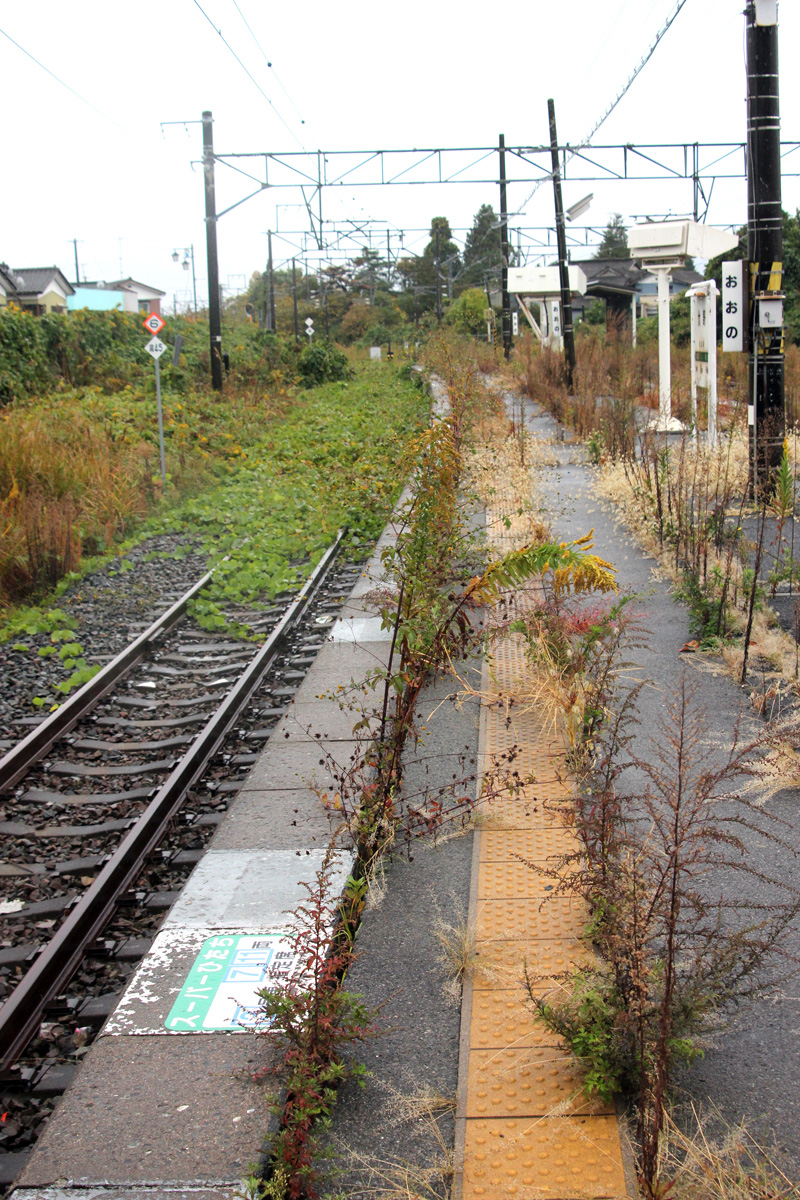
[171,246,197,316]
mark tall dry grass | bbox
[509,327,772,458]
[0,404,153,605]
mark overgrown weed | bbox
[249,334,619,1197]
[528,675,800,1194]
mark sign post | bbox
[304,316,314,343]
[686,280,719,449]
[143,314,168,486]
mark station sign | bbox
[722,261,744,353]
[165,933,303,1032]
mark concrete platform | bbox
[12,508,404,1199]
[16,1035,275,1190]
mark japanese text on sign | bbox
[165,933,302,1032]
[722,260,744,353]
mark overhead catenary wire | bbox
[230,0,307,128]
[0,25,123,129]
[190,0,302,146]
[515,0,692,216]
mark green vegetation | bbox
[159,367,429,631]
[595,212,629,259]
[0,311,429,633]
[0,307,301,404]
[240,203,510,347]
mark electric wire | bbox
[190,0,302,146]
[583,0,637,82]
[0,25,123,128]
[230,0,307,128]
[515,0,692,215]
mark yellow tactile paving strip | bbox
[455,498,629,1198]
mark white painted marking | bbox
[330,616,393,643]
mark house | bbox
[8,266,75,314]
[572,258,702,327]
[637,265,703,316]
[67,282,129,312]
[0,263,19,306]
[105,278,166,316]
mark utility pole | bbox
[267,230,276,333]
[71,239,80,284]
[435,227,442,323]
[746,0,784,492]
[292,258,299,339]
[547,100,576,390]
[499,134,512,360]
[202,110,223,392]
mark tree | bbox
[396,217,461,317]
[596,213,629,259]
[351,247,393,302]
[461,203,503,290]
[445,287,489,334]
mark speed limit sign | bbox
[143,312,166,336]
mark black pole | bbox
[547,100,576,390]
[499,133,512,361]
[435,228,442,323]
[72,238,80,285]
[746,1,784,492]
[267,229,276,333]
[190,244,197,315]
[202,110,223,392]
[292,258,299,339]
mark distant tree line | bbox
[238,203,509,346]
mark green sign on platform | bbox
[165,933,299,1032]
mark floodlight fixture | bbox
[566,194,593,222]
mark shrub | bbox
[296,342,352,388]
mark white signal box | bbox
[507,265,587,297]
[628,221,738,268]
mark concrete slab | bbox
[161,848,354,930]
[15,1034,276,1190]
[275,699,381,742]
[329,615,393,643]
[290,642,393,699]
[238,738,361,793]
[209,787,342,852]
[348,572,398,601]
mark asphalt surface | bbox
[525,398,800,1177]
[319,668,480,1199]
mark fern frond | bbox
[464,532,617,606]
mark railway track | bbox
[0,531,357,1187]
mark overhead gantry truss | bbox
[210,140,800,242]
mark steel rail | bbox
[0,531,344,1070]
[0,569,215,795]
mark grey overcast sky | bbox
[2,0,798,311]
